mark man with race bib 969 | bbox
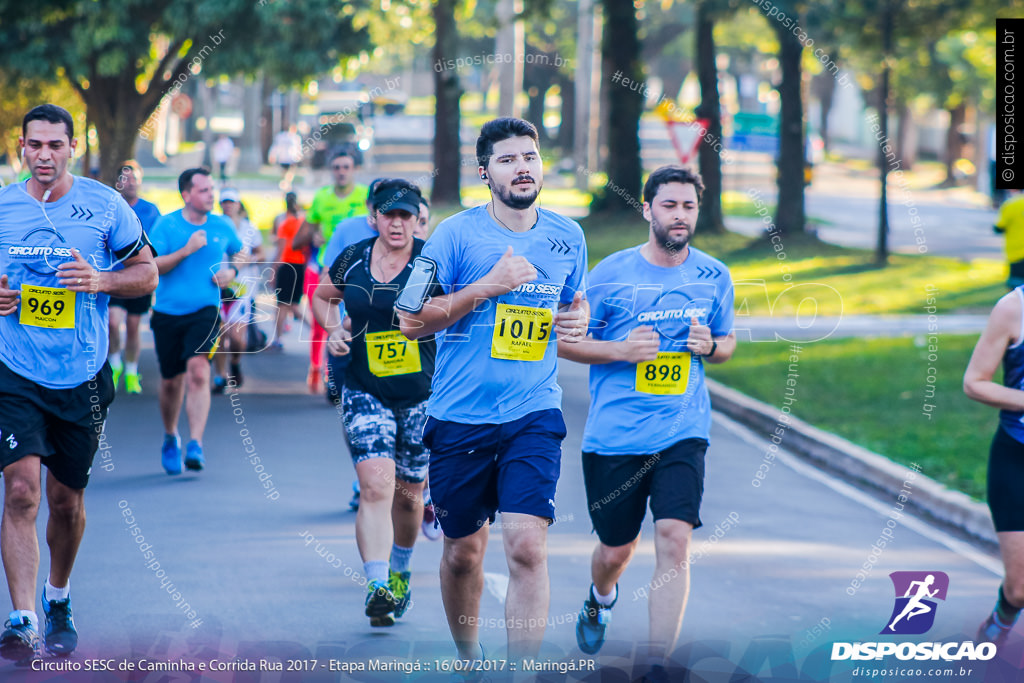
[0,104,157,664]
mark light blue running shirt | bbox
[420,204,588,424]
[150,210,242,316]
[0,177,145,388]
[582,245,734,455]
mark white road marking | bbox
[484,572,509,604]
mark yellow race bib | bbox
[491,304,553,361]
[19,285,75,329]
[636,352,691,395]
[366,330,421,377]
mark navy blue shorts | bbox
[424,408,567,539]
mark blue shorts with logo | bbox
[423,408,567,539]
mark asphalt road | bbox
[3,325,1017,682]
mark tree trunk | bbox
[598,0,643,214]
[525,85,549,144]
[814,70,836,154]
[84,74,145,185]
[557,75,575,151]
[694,1,724,234]
[773,24,805,235]
[944,102,966,185]
[894,99,915,171]
[432,0,462,205]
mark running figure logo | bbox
[881,571,949,635]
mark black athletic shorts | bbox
[151,306,220,379]
[275,262,303,305]
[988,425,1024,532]
[0,360,115,490]
[582,437,708,547]
[109,293,152,315]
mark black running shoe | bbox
[41,592,78,657]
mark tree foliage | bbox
[0,0,370,183]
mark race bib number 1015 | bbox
[491,304,553,361]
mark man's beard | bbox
[651,215,691,251]
[492,176,541,210]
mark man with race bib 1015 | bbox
[397,117,589,668]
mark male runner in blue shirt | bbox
[399,118,589,665]
[558,166,735,683]
[0,104,157,664]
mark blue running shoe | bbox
[161,435,182,475]
[977,611,1014,645]
[575,584,616,655]
[184,440,205,471]
[349,480,360,511]
[41,592,77,657]
[0,616,40,665]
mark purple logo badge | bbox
[881,571,949,635]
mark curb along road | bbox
[707,378,998,551]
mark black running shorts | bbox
[0,360,115,489]
[582,438,708,547]
[109,293,153,315]
[151,306,220,379]
[988,425,1024,532]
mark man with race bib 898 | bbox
[397,117,589,668]
[558,166,735,683]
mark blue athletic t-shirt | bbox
[130,197,161,232]
[324,215,377,270]
[0,177,145,389]
[150,210,242,316]
[420,204,588,424]
[581,245,734,455]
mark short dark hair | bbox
[642,165,705,205]
[119,159,142,178]
[419,195,430,209]
[178,167,211,195]
[476,117,539,169]
[23,104,74,141]
[331,146,360,166]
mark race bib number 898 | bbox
[636,352,691,395]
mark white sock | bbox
[45,580,70,602]
[125,361,139,374]
[593,584,617,606]
[109,351,123,369]
[9,610,38,631]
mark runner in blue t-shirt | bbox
[108,160,162,394]
[149,168,242,476]
[0,105,158,664]
[397,118,589,663]
[558,166,735,681]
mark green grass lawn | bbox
[706,334,995,500]
[579,214,1006,316]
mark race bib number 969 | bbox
[636,352,691,395]
[20,285,75,329]
[491,304,552,361]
